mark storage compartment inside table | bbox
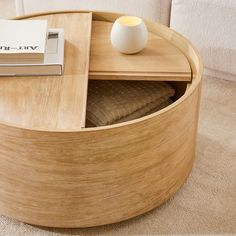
[85,79,189,128]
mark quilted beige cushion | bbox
[86,80,175,127]
[114,98,172,124]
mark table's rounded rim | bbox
[0,10,203,133]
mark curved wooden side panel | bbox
[0,85,200,227]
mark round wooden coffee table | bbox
[0,11,203,228]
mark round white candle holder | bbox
[111,16,148,54]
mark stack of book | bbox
[0,20,64,76]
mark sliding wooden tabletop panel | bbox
[0,13,92,130]
[89,21,191,81]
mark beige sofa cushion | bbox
[170,0,236,81]
[15,0,172,25]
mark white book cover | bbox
[0,20,47,60]
[0,28,64,76]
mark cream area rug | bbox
[0,1,236,235]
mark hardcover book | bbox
[0,29,64,76]
[0,19,48,62]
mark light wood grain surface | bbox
[0,13,92,130]
[0,11,203,228]
[90,20,191,81]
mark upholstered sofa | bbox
[15,0,236,81]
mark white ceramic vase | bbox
[111,16,148,54]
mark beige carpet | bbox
[0,1,236,235]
